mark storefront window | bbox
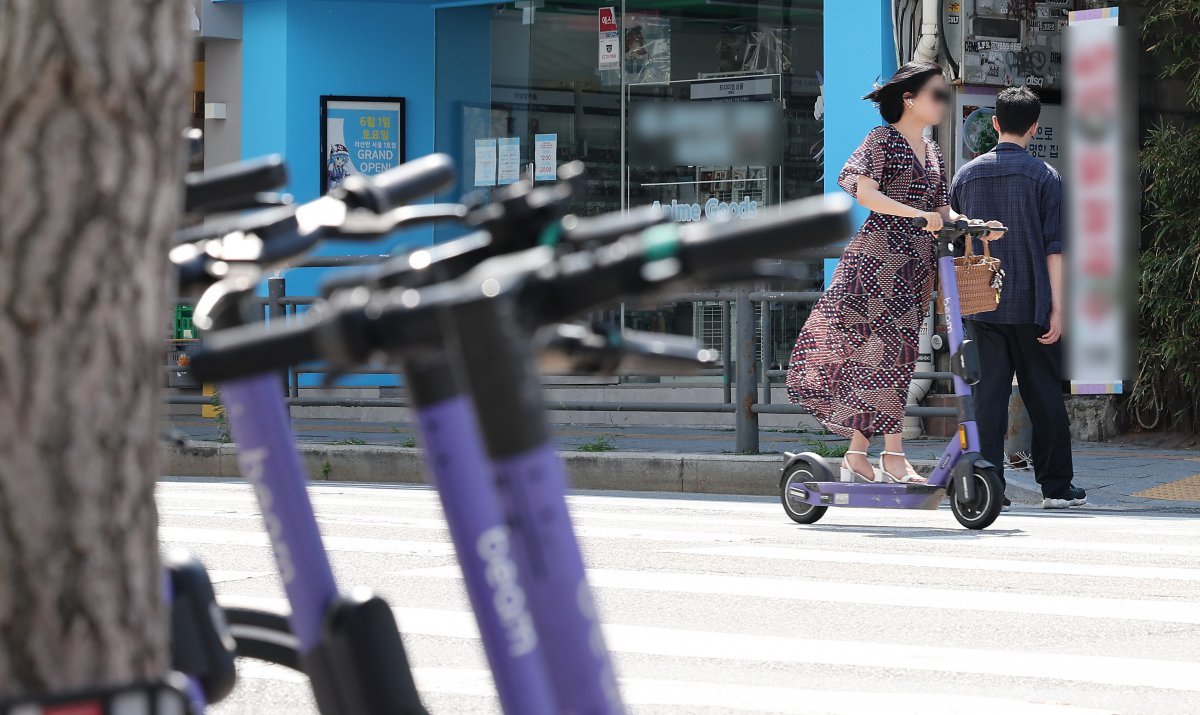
[435,1,824,371]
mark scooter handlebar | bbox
[911,216,1008,237]
[336,154,456,214]
[678,194,854,272]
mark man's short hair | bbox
[995,86,1042,135]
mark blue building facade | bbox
[204,0,897,383]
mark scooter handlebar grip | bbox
[339,154,457,214]
[563,205,668,246]
[189,320,321,383]
[678,194,854,272]
[185,155,288,214]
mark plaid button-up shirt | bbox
[949,142,1064,328]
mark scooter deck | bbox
[788,481,946,510]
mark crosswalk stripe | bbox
[159,523,757,549]
[411,667,1115,715]
[234,662,1112,714]
[159,526,454,556]
[215,597,1200,693]
[668,544,1200,581]
[403,565,1200,625]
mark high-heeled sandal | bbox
[878,451,927,484]
[839,450,883,483]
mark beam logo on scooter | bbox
[477,525,539,657]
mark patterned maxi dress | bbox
[786,125,949,438]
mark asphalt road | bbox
[158,479,1200,715]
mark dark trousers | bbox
[968,321,1074,498]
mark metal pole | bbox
[760,297,773,405]
[734,285,759,454]
[288,305,301,398]
[267,276,288,394]
[721,301,732,404]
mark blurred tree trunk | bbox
[0,0,191,697]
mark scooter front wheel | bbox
[780,461,829,525]
[949,469,1004,530]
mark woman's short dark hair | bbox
[995,86,1042,135]
[863,61,945,123]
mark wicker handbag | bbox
[936,236,1004,316]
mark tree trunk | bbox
[0,0,191,698]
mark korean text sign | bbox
[320,96,405,194]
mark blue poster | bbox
[322,97,405,193]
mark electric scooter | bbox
[778,218,1008,530]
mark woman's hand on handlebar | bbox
[919,212,944,232]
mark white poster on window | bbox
[497,137,520,185]
[474,138,497,187]
[534,133,558,181]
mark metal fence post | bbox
[735,285,759,454]
[760,297,773,405]
[267,276,288,394]
[721,300,732,404]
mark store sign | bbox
[599,7,620,71]
[320,96,405,194]
[690,77,775,101]
[1065,8,1131,393]
[652,198,759,223]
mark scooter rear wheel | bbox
[949,469,1004,530]
[780,462,829,525]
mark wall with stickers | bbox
[943,0,1076,90]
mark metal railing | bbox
[168,256,955,453]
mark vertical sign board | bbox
[534,134,558,181]
[320,96,405,194]
[599,7,620,71]
[1066,8,1129,394]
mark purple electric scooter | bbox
[778,218,1009,531]
[177,154,464,715]
[190,192,855,714]
[312,170,676,715]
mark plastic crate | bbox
[174,305,195,340]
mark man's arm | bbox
[1040,253,1063,344]
[1039,174,1065,344]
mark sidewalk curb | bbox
[164,442,789,496]
[164,442,993,498]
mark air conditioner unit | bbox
[944,0,1073,89]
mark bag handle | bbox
[962,233,992,260]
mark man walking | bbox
[950,87,1086,510]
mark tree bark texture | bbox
[0,0,191,698]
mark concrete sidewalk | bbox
[166,417,1200,512]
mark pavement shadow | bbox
[798,524,1026,539]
